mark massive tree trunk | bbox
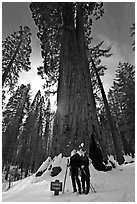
[52,3,106,166]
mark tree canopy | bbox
[30,2,104,89]
[2,26,32,92]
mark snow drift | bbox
[2,154,135,202]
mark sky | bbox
[2,1,135,96]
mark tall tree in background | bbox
[88,41,124,164]
[17,90,42,176]
[97,100,114,156]
[44,99,53,157]
[2,84,31,167]
[87,42,112,158]
[30,96,49,173]
[108,62,135,157]
[2,26,32,91]
[30,3,109,170]
[16,91,51,175]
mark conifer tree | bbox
[89,49,124,164]
[30,96,47,173]
[17,90,42,176]
[2,26,32,91]
[87,41,118,162]
[2,84,31,167]
[108,62,135,157]
[16,91,51,174]
[98,101,114,156]
[44,99,52,156]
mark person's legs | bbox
[75,175,81,194]
[81,172,86,193]
[71,172,77,192]
[85,176,90,194]
[81,179,85,193]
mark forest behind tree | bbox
[2,2,135,179]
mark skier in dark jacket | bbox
[80,150,90,194]
[69,149,81,194]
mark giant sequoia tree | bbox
[30,3,111,169]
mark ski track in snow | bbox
[2,155,135,202]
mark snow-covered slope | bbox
[2,154,135,202]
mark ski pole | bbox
[62,158,69,193]
[90,182,96,193]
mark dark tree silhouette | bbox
[91,58,124,164]
[2,84,31,177]
[108,62,135,157]
[2,26,32,91]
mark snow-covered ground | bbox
[2,154,135,202]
